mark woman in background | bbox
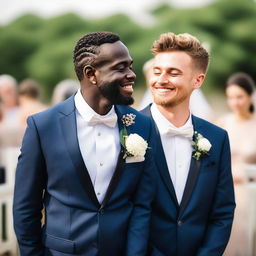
[218,72,256,256]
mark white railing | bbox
[0,147,20,256]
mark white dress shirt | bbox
[151,104,193,204]
[74,90,120,204]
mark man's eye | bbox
[117,66,125,71]
[170,72,179,76]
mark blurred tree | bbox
[0,0,255,99]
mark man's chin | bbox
[153,95,187,108]
[107,95,134,106]
[154,97,173,107]
[117,96,134,106]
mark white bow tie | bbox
[86,113,117,128]
[163,125,194,139]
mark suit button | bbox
[92,242,98,248]
[177,220,183,226]
[99,209,104,214]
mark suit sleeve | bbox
[13,116,47,256]
[126,120,156,256]
[197,131,236,256]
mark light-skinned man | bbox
[141,32,235,255]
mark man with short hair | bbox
[18,78,47,126]
[141,32,235,255]
[13,32,155,256]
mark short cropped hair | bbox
[18,79,40,99]
[73,32,120,81]
[151,32,209,73]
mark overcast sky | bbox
[0,0,215,26]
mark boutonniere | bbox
[191,131,212,161]
[120,114,148,163]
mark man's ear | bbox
[193,73,205,89]
[83,65,97,84]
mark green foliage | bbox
[0,0,255,99]
[0,29,39,80]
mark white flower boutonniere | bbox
[120,114,148,163]
[192,132,212,161]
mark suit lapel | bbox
[143,105,179,207]
[178,115,204,217]
[178,157,200,218]
[59,97,100,208]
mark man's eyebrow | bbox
[112,60,133,67]
[153,66,182,72]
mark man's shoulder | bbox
[193,115,228,138]
[116,104,152,123]
[139,104,152,117]
[29,96,75,124]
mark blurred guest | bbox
[0,101,3,122]
[138,59,154,110]
[138,59,213,120]
[218,72,256,256]
[51,79,79,105]
[0,74,20,125]
[18,78,48,126]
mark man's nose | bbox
[158,73,168,84]
[126,69,136,80]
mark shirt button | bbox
[97,192,101,195]
[100,163,103,166]
[177,220,183,226]
[97,132,101,136]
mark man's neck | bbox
[81,88,112,115]
[156,103,190,128]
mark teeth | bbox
[156,88,172,92]
[124,85,133,88]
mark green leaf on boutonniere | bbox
[120,127,128,148]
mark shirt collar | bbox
[151,103,193,135]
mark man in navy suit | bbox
[140,32,235,255]
[13,32,155,256]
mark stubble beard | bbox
[153,93,188,108]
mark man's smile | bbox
[153,86,176,95]
[120,82,134,94]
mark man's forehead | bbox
[98,41,127,55]
[94,41,132,66]
[153,51,192,68]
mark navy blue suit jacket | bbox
[13,96,155,256]
[141,105,235,256]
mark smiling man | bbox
[13,32,155,256]
[141,32,235,255]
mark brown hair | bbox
[151,32,209,73]
[226,72,255,113]
[18,79,40,99]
